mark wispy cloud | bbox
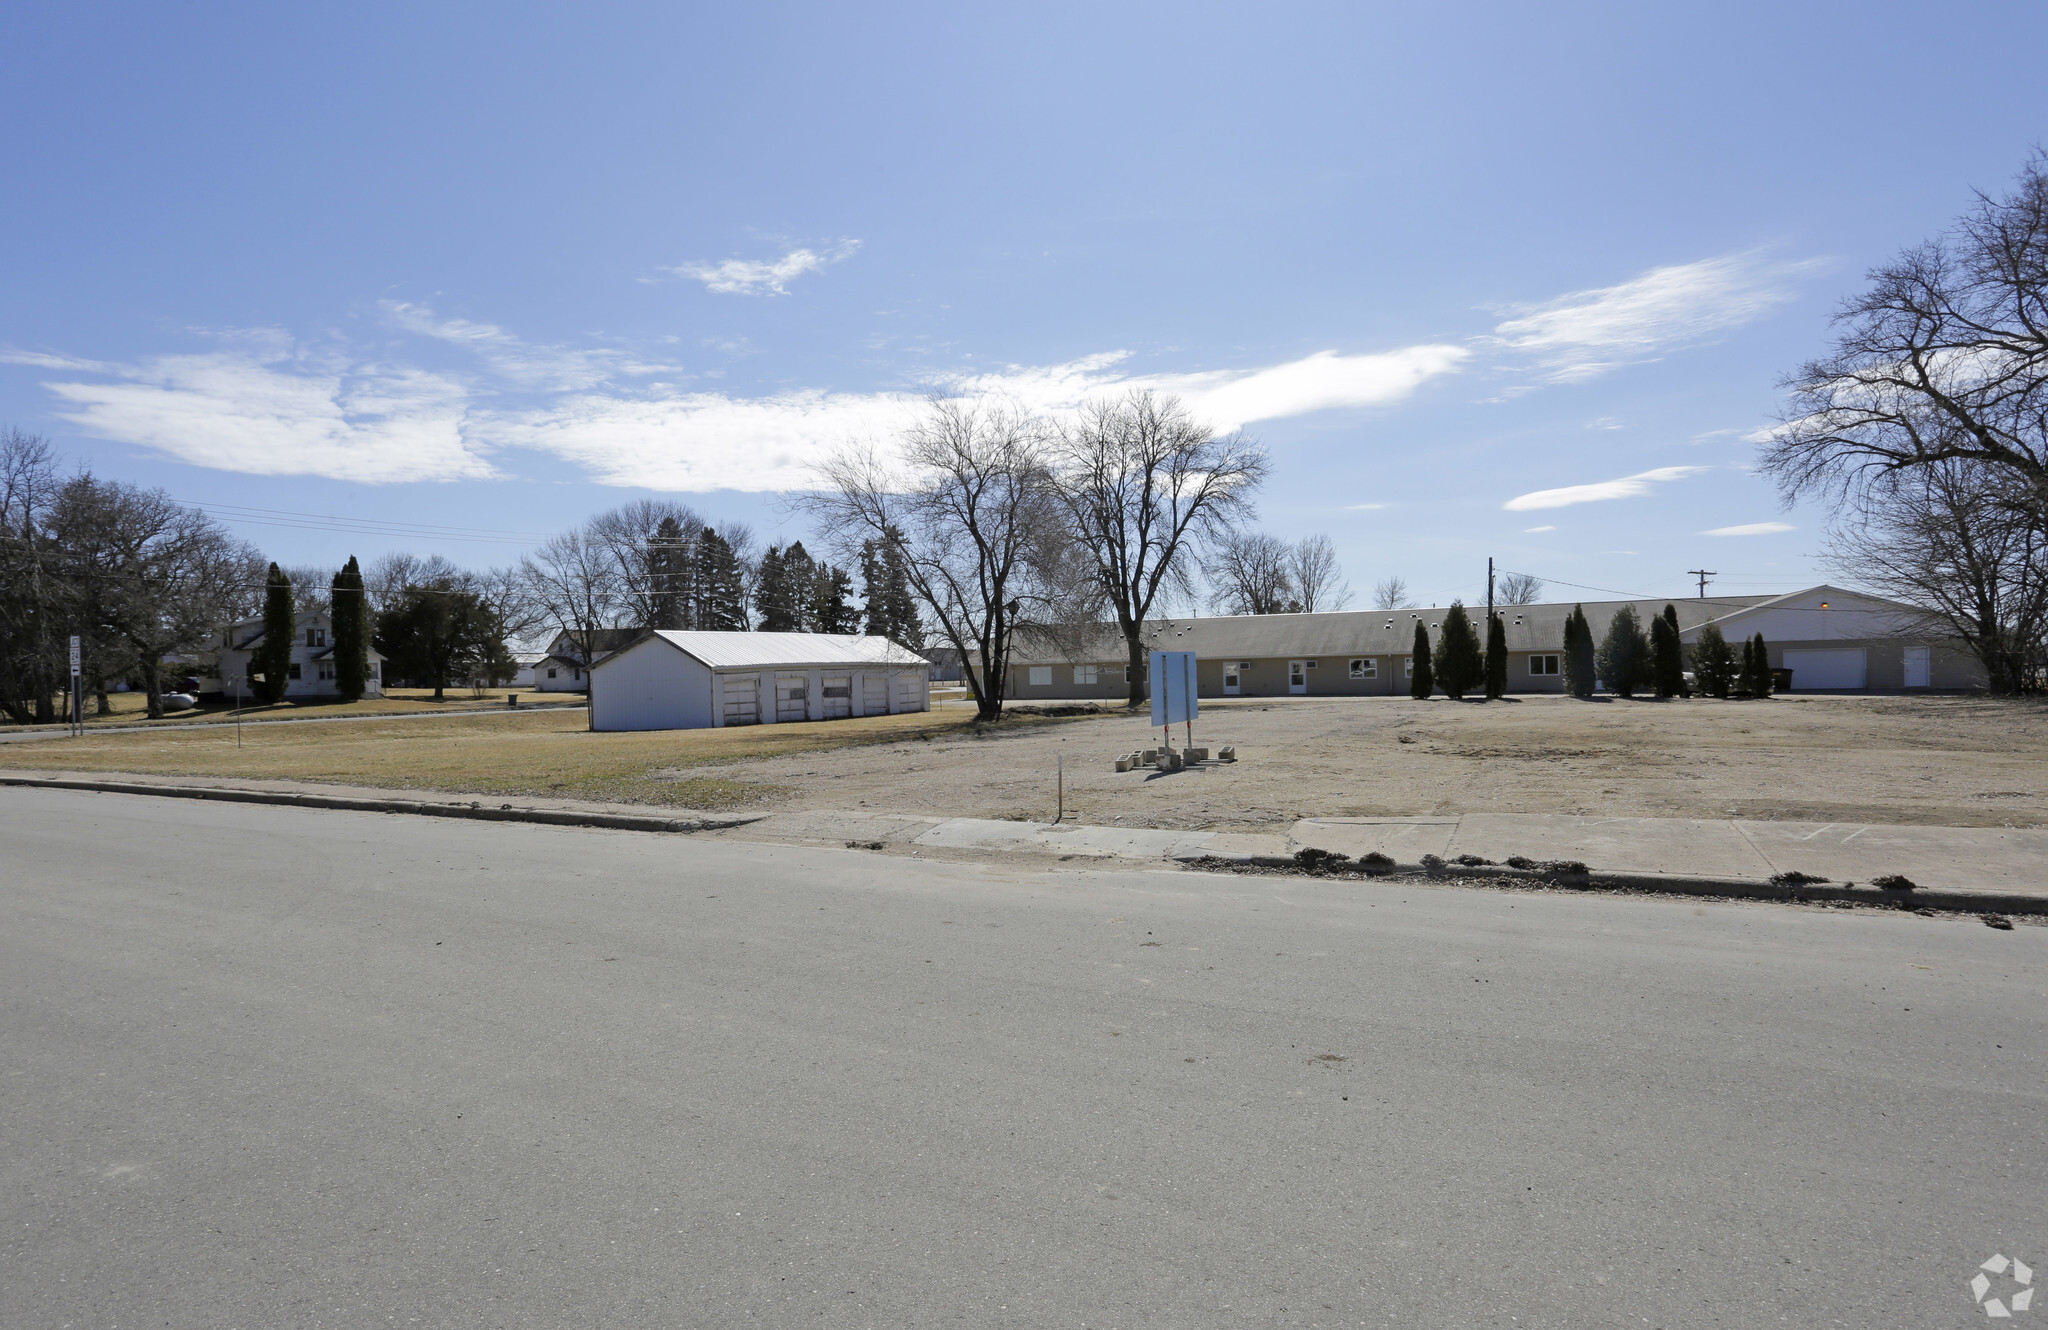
[1523,525,1555,533]
[1487,252,1820,384]
[1503,465,1710,511]
[669,242,860,296]
[381,302,673,390]
[38,347,492,483]
[1701,521,1794,536]
[1345,502,1389,510]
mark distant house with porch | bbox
[208,611,385,701]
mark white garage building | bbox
[588,630,933,732]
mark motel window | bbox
[1403,657,1413,677]
[1529,654,1560,676]
[1074,665,1097,686]
[1303,660,1317,669]
[1029,665,1052,687]
[1349,658,1377,679]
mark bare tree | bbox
[1372,576,1414,610]
[0,428,64,723]
[1761,152,2048,511]
[587,499,705,629]
[1204,531,1296,615]
[365,552,464,617]
[1289,534,1352,612]
[1823,460,2046,693]
[474,565,548,648]
[283,565,333,617]
[1054,391,1266,705]
[1496,572,1544,605]
[520,530,623,673]
[50,477,261,718]
[803,397,1068,722]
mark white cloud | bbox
[1523,525,1555,533]
[1345,503,1389,510]
[381,302,673,390]
[1701,521,1795,536]
[1503,465,1709,511]
[669,242,860,296]
[1488,252,1819,383]
[39,349,492,483]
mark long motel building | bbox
[985,585,1987,701]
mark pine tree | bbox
[878,524,922,651]
[1561,605,1595,699]
[1661,604,1689,697]
[695,529,748,630]
[646,516,694,629]
[1690,622,1735,698]
[255,562,296,704]
[1409,621,1434,699]
[753,545,791,631]
[1597,605,1647,697]
[1484,611,1507,700]
[860,538,887,635]
[1432,601,1483,699]
[811,564,857,634]
[331,555,370,702]
[1649,607,1683,698]
[1745,632,1774,697]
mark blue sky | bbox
[4,3,2046,607]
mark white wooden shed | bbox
[587,631,933,731]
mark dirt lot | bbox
[5,692,2044,830]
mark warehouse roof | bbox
[592,630,932,672]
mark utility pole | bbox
[1687,569,1716,598]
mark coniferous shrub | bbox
[331,555,369,702]
[1561,605,1596,698]
[1649,607,1684,698]
[1691,622,1735,698]
[1661,604,1689,697]
[1746,632,1774,697]
[1433,602,1483,699]
[1409,622,1433,699]
[255,563,296,704]
[1596,605,1647,697]
[1484,612,1507,700]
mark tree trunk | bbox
[138,657,163,719]
[1125,634,1145,709]
[95,683,112,716]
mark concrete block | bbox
[1218,746,1236,761]
[1114,758,1133,773]
[1188,747,1209,761]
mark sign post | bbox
[68,635,82,737]
[1148,650,1198,754]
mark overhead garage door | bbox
[820,673,852,719]
[862,674,888,716]
[1782,648,1867,690]
[720,673,759,725]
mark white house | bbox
[509,652,548,688]
[534,628,641,692]
[589,631,932,731]
[211,611,386,701]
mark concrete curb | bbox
[1173,852,2048,915]
[0,774,761,836]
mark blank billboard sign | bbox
[1150,650,1198,727]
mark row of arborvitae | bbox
[1405,601,1775,701]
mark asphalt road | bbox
[3,788,2043,1328]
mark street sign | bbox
[68,635,80,678]
[1148,650,1198,727]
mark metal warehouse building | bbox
[588,631,932,732]
[989,585,1987,700]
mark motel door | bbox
[1288,660,1307,694]
[1223,663,1241,695]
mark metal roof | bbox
[1005,594,1793,663]
[596,630,932,672]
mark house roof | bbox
[593,630,931,673]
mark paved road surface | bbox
[3,787,2042,1327]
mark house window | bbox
[1529,654,1560,676]
[1350,658,1377,679]
[1028,666,1052,687]
[318,664,335,680]
[547,668,558,679]
[287,663,302,680]
[1074,665,1097,686]
[306,628,326,647]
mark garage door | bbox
[720,673,759,725]
[1781,648,1867,690]
[862,674,888,716]
[820,673,852,719]
[776,673,810,722]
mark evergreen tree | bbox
[860,538,887,635]
[1561,605,1596,699]
[811,563,858,634]
[694,529,748,630]
[1690,622,1736,698]
[255,562,296,704]
[1432,601,1484,699]
[753,545,790,631]
[646,515,695,629]
[878,524,922,651]
[1744,632,1774,697]
[1484,611,1507,700]
[1649,607,1683,698]
[374,586,513,702]
[1661,604,1689,697]
[1736,634,1757,696]
[779,542,816,629]
[1408,622,1434,699]
[330,555,370,702]
[1597,605,1647,697]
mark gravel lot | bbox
[703,693,2048,830]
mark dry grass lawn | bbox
[0,686,577,730]
[4,693,2044,828]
